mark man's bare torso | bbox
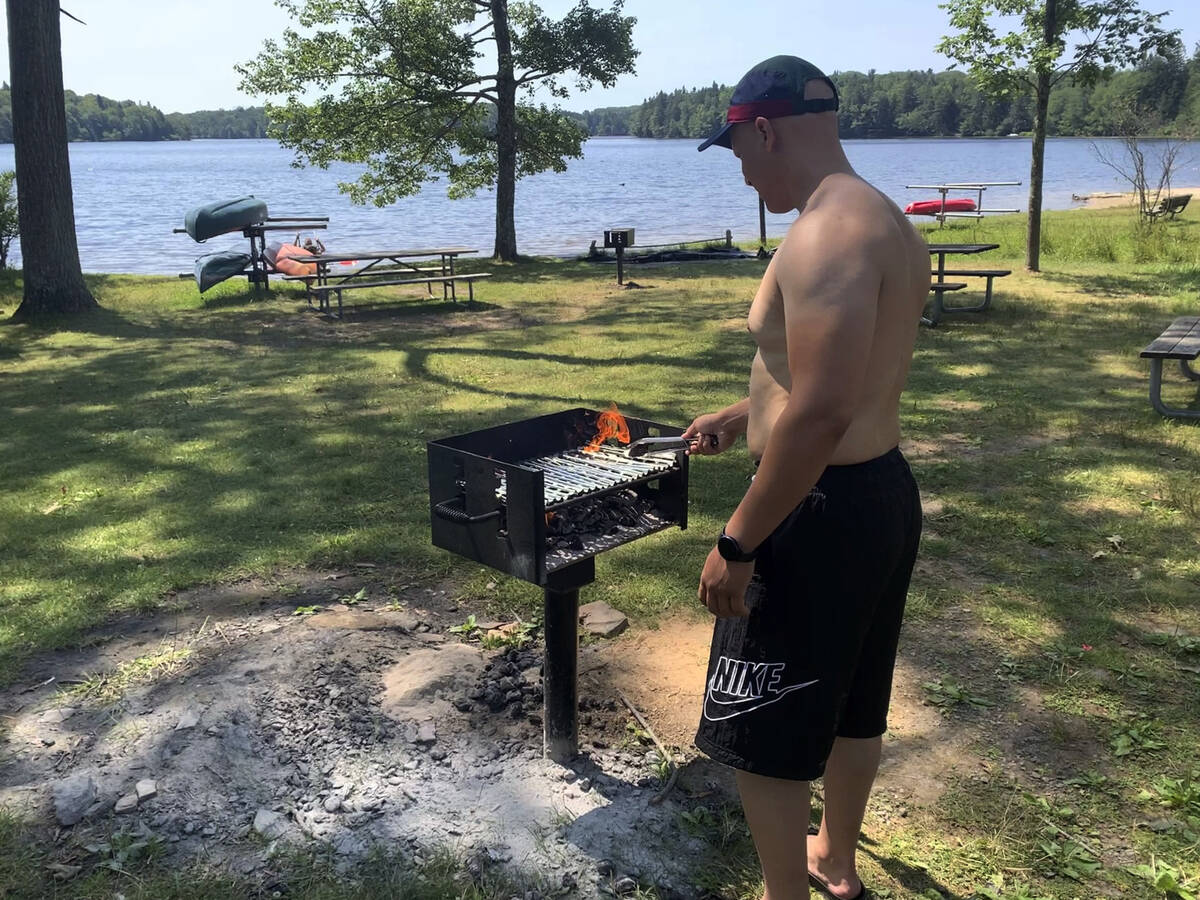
[747,174,929,463]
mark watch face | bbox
[718,534,743,561]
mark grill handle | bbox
[433,498,501,525]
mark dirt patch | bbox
[902,433,978,460]
[582,616,712,750]
[1,569,1005,895]
[586,614,977,809]
[0,579,726,897]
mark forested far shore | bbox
[583,42,1200,139]
[0,88,268,142]
[2,42,1197,145]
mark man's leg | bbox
[808,735,882,898]
[735,770,811,900]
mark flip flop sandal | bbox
[806,826,871,900]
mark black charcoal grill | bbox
[428,408,688,760]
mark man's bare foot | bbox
[806,837,864,899]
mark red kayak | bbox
[904,198,977,216]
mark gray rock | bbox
[52,774,97,826]
[40,707,77,725]
[253,808,288,840]
[323,795,342,813]
[175,708,201,731]
[135,779,158,802]
[114,792,139,814]
[614,876,638,895]
[579,601,629,638]
[333,832,367,856]
[416,722,437,744]
[597,859,614,877]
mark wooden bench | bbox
[1148,193,1191,221]
[922,282,967,327]
[310,272,492,317]
[282,265,445,284]
[1140,316,1200,420]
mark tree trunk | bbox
[491,0,518,262]
[1026,79,1049,272]
[1025,0,1057,273]
[6,0,96,320]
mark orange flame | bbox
[583,403,631,453]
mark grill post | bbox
[543,584,579,762]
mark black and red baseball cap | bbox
[698,55,839,152]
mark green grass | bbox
[2,205,1200,897]
[0,808,551,899]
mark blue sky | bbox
[1,0,1198,114]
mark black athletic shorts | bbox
[694,447,921,781]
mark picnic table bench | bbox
[1140,316,1200,420]
[924,243,1007,326]
[1147,193,1191,221]
[281,247,488,317]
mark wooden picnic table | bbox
[928,242,1000,282]
[1140,316,1200,420]
[282,246,480,316]
[923,242,1002,326]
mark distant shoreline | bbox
[1072,187,1200,209]
[1,134,1195,147]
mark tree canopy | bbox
[938,0,1179,271]
[236,0,638,259]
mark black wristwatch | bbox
[717,531,757,563]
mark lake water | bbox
[0,136,1195,274]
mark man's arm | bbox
[724,213,882,551]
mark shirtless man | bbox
[683,56,928,900]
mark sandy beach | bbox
[1071,186,1200,209]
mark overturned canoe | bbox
[195,249,251,293]
[184,196,268,242]
[904,198,977,216]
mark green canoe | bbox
[194,250,251,293]
[184,196,268,242]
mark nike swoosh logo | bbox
[702,679,819,722]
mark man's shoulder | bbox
[803,175,895,232]
[780,182,893,266]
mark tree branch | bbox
[1051,9,1120,83]
[516,69,554,86]
[60,7,86,24]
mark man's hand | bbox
[698,547,754,618]
[682,412,738,456]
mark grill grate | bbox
[496,445,678,506]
